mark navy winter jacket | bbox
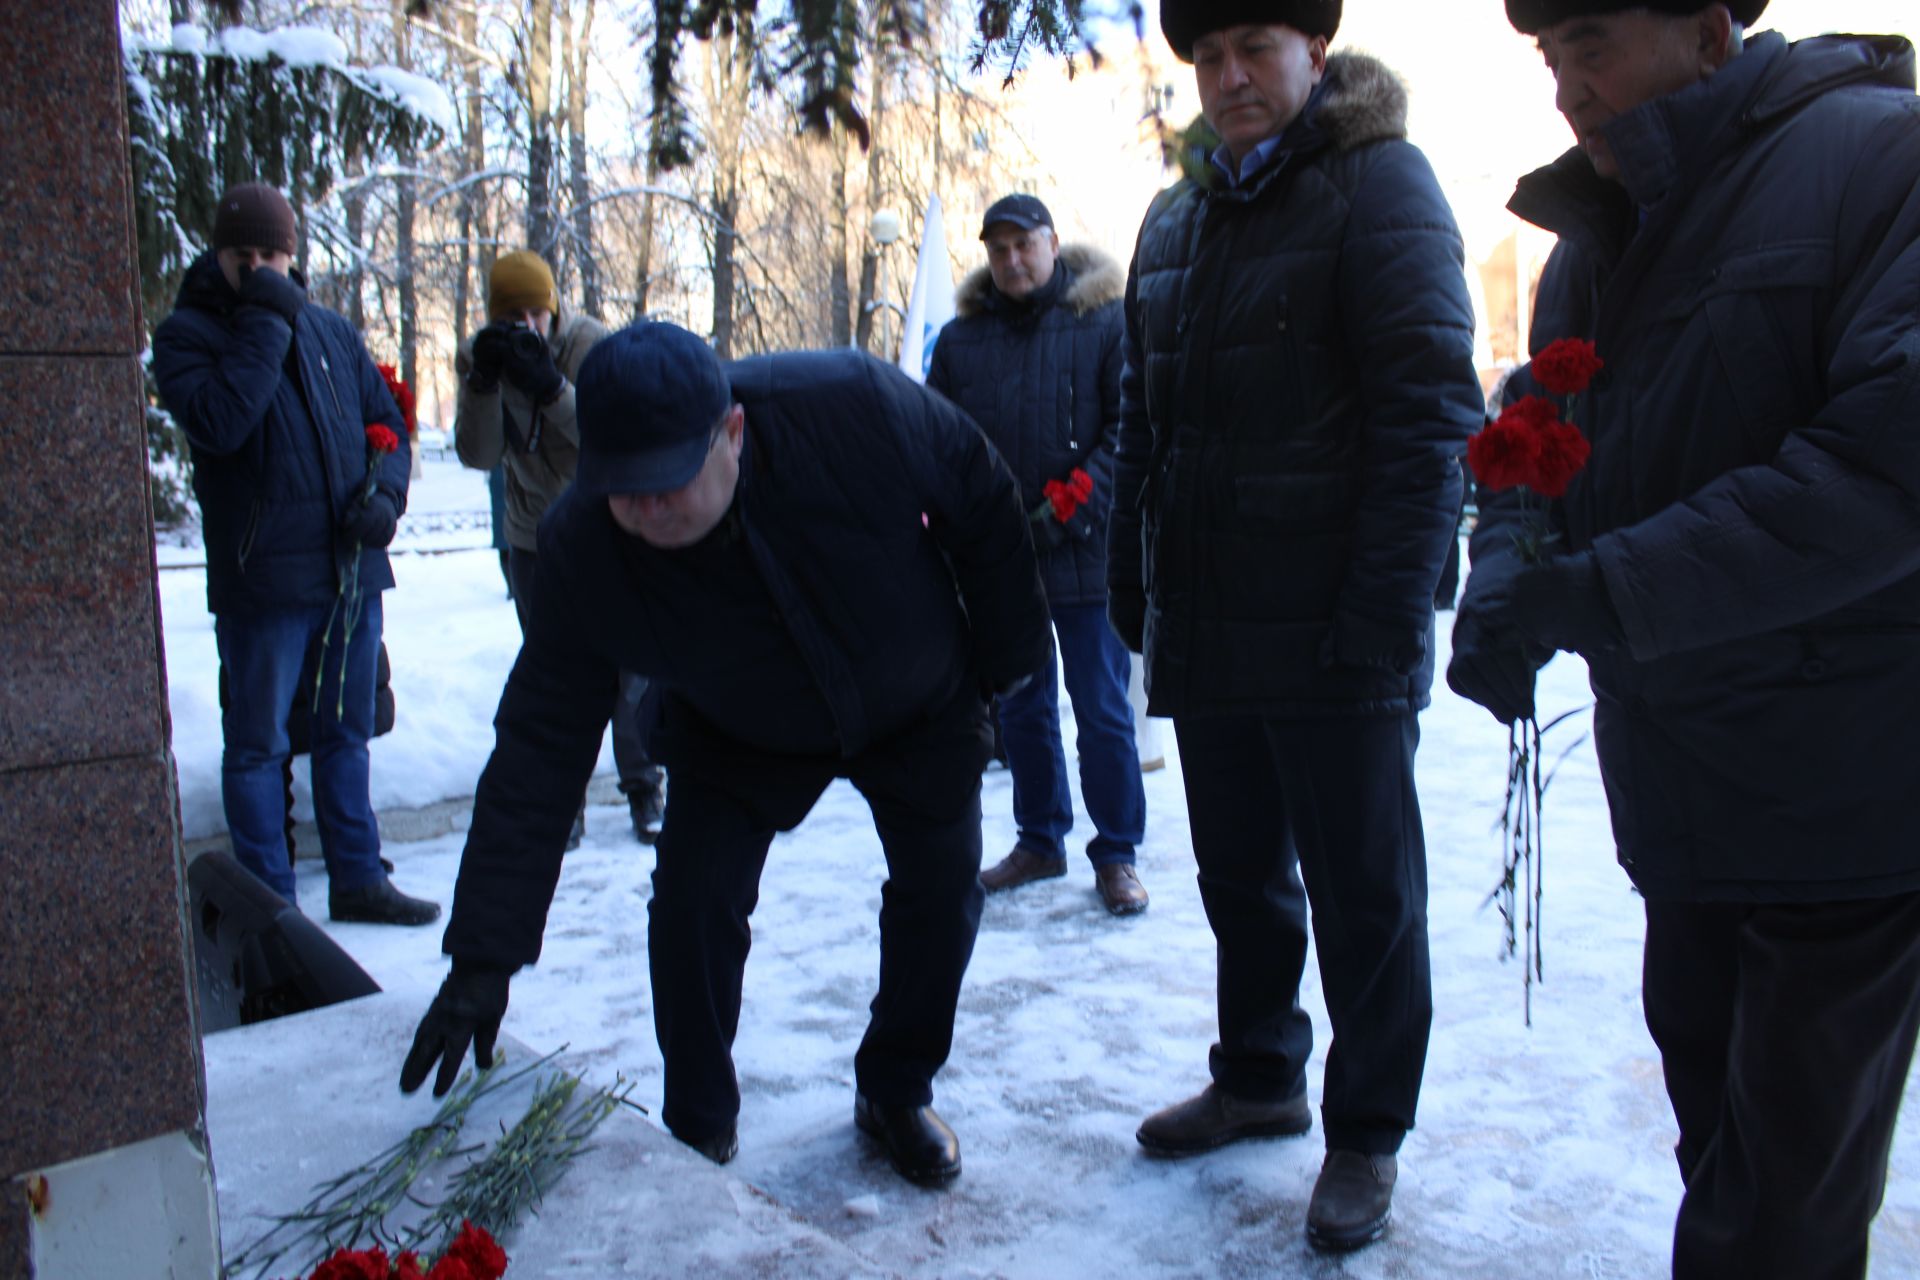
[153,252,410,615]
[442,350,1051,968]
[1473,32,1920,903]
[1108,53,1484,718]
[926,245,1126,608]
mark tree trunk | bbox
[564,0,600,318]
[454,0,486,336]
[707,26,753,358]
[391,0,418,396]
[526,0,556,256]
[828,125,851,347]
[854,28,890,354]
[632,121,663,321]
[343,162,367,332]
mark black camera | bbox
[505,321,545,361]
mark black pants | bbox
[648,691,992,1144]
[1173,712,1432,1156]
[1644,893,1920,1280]
[508,545,662,796]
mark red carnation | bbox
[1041,478,1076,523]
[365,424,402,456]
[1531,338,1604,397]
[376,362,419,436]
[393,1253,428,1280]
[1067,467,1093,503]
[309,1245,392,1280]
[1529,419,1592,499]
[424,1259,476,1280]
[444,1222,508,1280]
[1466,412,1544,493]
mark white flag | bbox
[896,194,957,384]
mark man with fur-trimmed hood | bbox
[1107,0,1484,1252]
[927,194,1150,918]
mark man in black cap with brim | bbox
[1450,5,1920,1276]
[1110,0,1485,1255]
[398,324,1051,1187]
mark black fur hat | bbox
[1161,0,1341,63]
[1506,0,1767,36]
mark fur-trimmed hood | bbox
[1316,51,1409,151]
[953,243,1126,320]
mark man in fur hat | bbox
[1107,0,1485,1252]
[927,193,1150,917]
[1450,5,1920,1275]
[455,251,666,846]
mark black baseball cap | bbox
[574,322,732,497]
[979,194,1054,240]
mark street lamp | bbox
[869,208,902,357]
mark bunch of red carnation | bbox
[1040,467,1095,523]
[1466,339,1601,500]
[376,363,418,437]
[302,1221,507,1280]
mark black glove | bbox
[500,330,564,404]
[467,323,513,395]
[1504,551,1625,656]
[1445,545,1551,726]
[237,265,306,324]
[399,965,512,1097]
[1028,509,1069,553]
[340,491,399,549]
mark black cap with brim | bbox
[574,322,731,497]
[980,193,1054,239]
[576,430,716,498]
[1506,0,1767,35]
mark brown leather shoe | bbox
[980,846,1067,892]
[1136,1084,1312,1155]
[1095,863,1149,915]
[1306,1150,1396,1252]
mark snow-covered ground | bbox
[167,458,1920,1277]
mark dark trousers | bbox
[1645,893,1920,1280]
[508,545,661,796]
[648,692,992,1144]
[1173,712,1432,1155]
[215,597,386,902]
[997,602,1146,866]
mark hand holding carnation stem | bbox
[313,422,402,720]
[1463,339,1600,1024]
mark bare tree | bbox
[562,0,601,317]
[526,0,557,253]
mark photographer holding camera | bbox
[455,251,666,845]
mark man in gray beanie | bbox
[1110,0,1483,1254]
[1450,5,1920,1276]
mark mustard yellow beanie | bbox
[488,251,558,320]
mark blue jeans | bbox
[997,602,1146,867]
[216,596,387,902]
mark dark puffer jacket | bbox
[153,252,410,615]
[1109,53,1483,718]
[442,349,1051,968]
[926,245,1125,607]
[1474,32,1920,903]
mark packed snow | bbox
[164,457,1920,1277]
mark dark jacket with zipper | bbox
[153,251,410,615]
[441,350,1051,968]
[1108,53,1483,719]
[927,245,1125,607]
[1471,32,1920,902]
